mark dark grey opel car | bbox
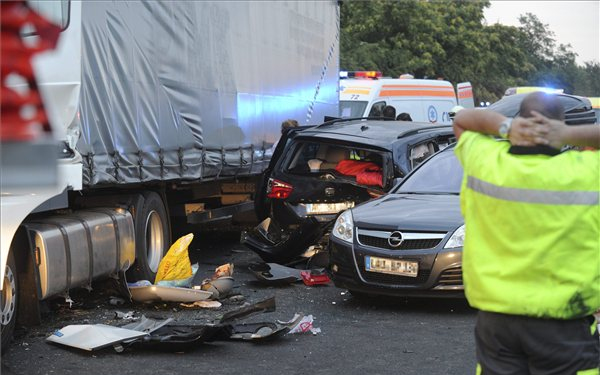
[329,92,598,298]
[329,145,466,298]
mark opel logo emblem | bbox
[388,231,404,248]
[325,187,335,196]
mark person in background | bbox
[449,105,464,122]
[269,119,299,155]
[453,92,599,374]
[382,105,396,119]
[396,112,412,121]
[281,119,299,134]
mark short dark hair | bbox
[382,105,396,119]
[519,92,564,121]
[281,119,299,134]
[396,112,412,121]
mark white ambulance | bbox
[339,71,474,125]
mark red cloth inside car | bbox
[335,160,380,175]
[335,160,383,187]
[356,171,383,187]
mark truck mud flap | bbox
[240,217,324,264]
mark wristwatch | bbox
[498,118,512,139]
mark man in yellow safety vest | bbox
[453,92,600,374]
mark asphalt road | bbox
[1,231,477,375]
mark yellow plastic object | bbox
[154,233,194,284]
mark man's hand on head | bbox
[509,112,569,149]
[509,117,540,146]
[528,111,568,149]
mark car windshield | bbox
[339,100,368,118]
[394,148,463,194]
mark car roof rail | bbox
[396,125,453,139]
[317,116,395,128]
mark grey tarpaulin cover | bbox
[76,1,340,185]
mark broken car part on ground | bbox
[46,297,320,353]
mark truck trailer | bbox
[1,0,340,349]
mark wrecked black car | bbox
[489,93,596,125]
[242,118,457,263]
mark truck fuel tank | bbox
[23,208,135,300]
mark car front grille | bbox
[358,235,442,250]
[356,228,445,250]
[356,256,431,285]
[436,266,462,286]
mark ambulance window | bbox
[368,101,386,118]
[339,100,368,118]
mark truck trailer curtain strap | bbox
[467,176,599,206]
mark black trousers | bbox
[475,311,599,375]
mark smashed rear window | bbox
[285,142,383,174]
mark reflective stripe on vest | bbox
[467,176,599,205]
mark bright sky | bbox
[484,1,600,65]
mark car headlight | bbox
[332,209,354,243]
[444,224,465,249]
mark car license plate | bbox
[365,256,418,277]
[305,202,354,215]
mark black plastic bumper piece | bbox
[241,217,324,264]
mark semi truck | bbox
[1,0,340,349]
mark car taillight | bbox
[266,178,293,199]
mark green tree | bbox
[574,62,600,97]
[340,1,599,104]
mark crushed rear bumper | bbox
[241,217,325,264]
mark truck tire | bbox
[127,192,171,282]
[1,251,18,353]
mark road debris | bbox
[109,296,126,306]
[248,262,302,284]
[128,283,212,303]
[114,311,137,320]
[300,269,330,286]
[46,324,148,351]
[125,236,236,303]
[198,263,235,299]
[283,314,321,335]
[180,300,222,309]
[46,297,316,353]
[154,233,195,284]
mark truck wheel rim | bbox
[1,265,16,326]
[145,210,164,273]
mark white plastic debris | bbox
[180,300,222,309]
[46,325,148,351]
[285,314,321,335]
[128,284,212,303]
